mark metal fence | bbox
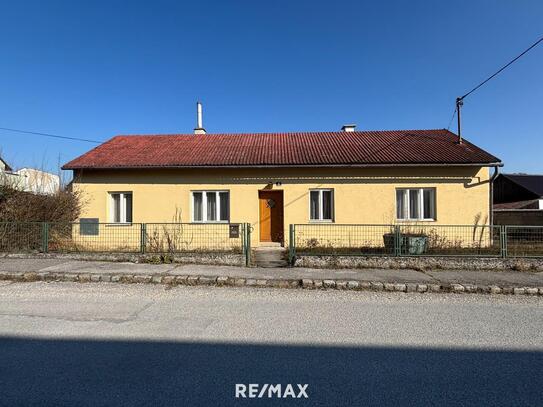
[2,221,543,265]
[290,224,543,260]
[0,222,44,252]
[144,223,246,254]
[504,226,543,258]
[0,222,250,263]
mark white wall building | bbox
[0,156,60,195]
[15,168,60,195]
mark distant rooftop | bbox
[501,173,543,198]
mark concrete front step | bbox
[254,247,288,268]
[258,242,283,248]
[254,251,287,256]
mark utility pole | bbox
[456,97,463,144]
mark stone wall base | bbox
[294,255,543,272]
[1,252,246,267]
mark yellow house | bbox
[62,125,501,252]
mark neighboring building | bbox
[0,156,60,195]
[493,173,543,225]
[63,123,501,248]
[494,174,543,209]
[0,156,24,189]
[0,156,11,172]
[15,168,60,195]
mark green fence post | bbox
[241,223,246,259]
[394,225,401,256]
[501,225,507,258]
[140,223,146,254]
[42,222,49,253]
[288,224,296,266]
[245,223,251,267]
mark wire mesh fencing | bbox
[48,223,142,253]
[396,224,501,256]
[0,222,247,255]
[292,224,395,256]
[505,226,543,258]
[144,223,245,254]
[2,221,543,260]
[0,222,44,252]
[292,224,516,258]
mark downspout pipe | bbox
[489,165,500,226]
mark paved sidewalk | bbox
[0,258,542,295]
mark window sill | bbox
[191,221,230,224]
[309,219,335,223]
[105,223,134,227]
[396,219,436,222]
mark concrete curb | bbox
[1,271,542,296]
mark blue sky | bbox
[0,0,542,175]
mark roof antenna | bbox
[194,101,206,134]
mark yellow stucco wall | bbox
[72,166,491,249]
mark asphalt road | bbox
[0,282,541,406]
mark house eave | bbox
[63,162,503,171]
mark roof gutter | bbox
[63,162,503,170]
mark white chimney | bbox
[341,124,357,132]
[194,101,206,134]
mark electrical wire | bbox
[0,127,102,144]
[459,34,543,101]
[446,107,457,131]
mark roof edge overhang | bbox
[62,162,503,170]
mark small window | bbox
[396,188,435,221]
[193,192,203,222]
[192,191,229,222]
[310,189,334,221]
[109,192,133,223]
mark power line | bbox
[446,106,457,131]
[452,34,543,142]
[0,127,102,144]
[459,34,543,101]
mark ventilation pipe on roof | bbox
[341,124,356,132]
[194,101,206,134]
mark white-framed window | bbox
[310,189,334,221]
[109,192,133,223]
[192,191,229,222]
[396,188,436,221]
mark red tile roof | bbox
[62,129,501,169]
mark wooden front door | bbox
[259,190,284,243]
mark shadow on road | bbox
[0,336,541,406]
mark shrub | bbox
[0,184,82,223]
[0,184,83,252]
